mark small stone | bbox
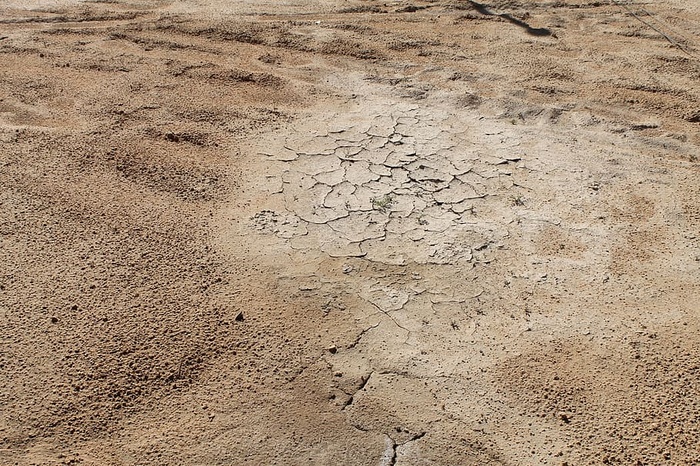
[50,316,58,324]
[164,132,179,142]
[333,371,343,377]
[235,311,245,322]
[558,411,571,423]
[327,345,338,354]
[343,264,353,274]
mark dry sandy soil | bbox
[1,0,700,464]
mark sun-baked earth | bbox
[1,0,699,465]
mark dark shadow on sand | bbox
[468,1,552,37]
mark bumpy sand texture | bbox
[1,0,699,465]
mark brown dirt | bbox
[1,0,699,465]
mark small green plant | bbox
[371,194,393,212]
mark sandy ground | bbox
[1,0,699,464]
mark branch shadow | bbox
[467,1,552,37]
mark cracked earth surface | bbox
[2,0,700,465]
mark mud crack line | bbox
[385,431,427,466]
[341,371,374,411]
[365,300,412,343]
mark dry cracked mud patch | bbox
[1,0,700,465]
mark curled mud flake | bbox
[429,294,458,305]
[293,153,342,176]
[369,164,392,177]
[309,206,350,224]
[471,165,504,180]
[281,170,317,190]
[433,179,481,204]
[334,129,370,145]
[324,181,357,210]
[394,123,414,136]
[418,209,459,233]
[430,157,466,178]
[498,175,515,190]
[284,134,313,153]
[367,116,396,138]
[387,196,415,216]
[407,157,457,176]
[407,164,453,184]
[344,160,381,186]
[366,136,390,150]
[445,159,473,177]
[405,228,427,241]
[442,148,479,167]
[364,180,395,197]
[289,223,328,250]
[451,200,474,214]
[456,175,488,197]
[355,147,392,165]
[287,183,348,224]
[415,179,452,193]
[385,151,417,168]
[348,185,378,212]
[335,145,363,160]
[259,145,298,161]
[496,154,523,164]
[391,187,414,196]
[258,136,298,162]
[390,167,411,185]
[289,135,338,155]
[395,116,418,126]
[314,167,346,186]
[368,126,394,140]
[391,139,418,156]
[326,120,353,134]
[328,211,388,242]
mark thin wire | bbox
[639,6,700,49]
[610,0,699,60]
